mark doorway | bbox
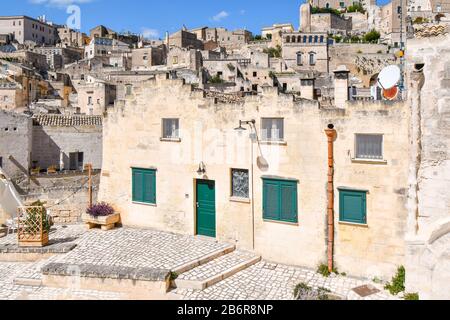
[196,179,216,237]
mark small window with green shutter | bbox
[339,189,367,224]
[263,178,298,223]
[132,168,156,205]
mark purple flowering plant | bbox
[86,202,115,217]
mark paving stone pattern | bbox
[51,227,232,270]
[0,225,401,300]
[173,262,400,300]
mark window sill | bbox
[338,221,368,228]
[132,201,157,207]
[260,141,287,146]
[351,158,387,165]
[263,219,299,226]
[160,137,181,143]
[230,197,251,204]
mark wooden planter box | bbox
[82,213,120,231]
[18,232,49,247]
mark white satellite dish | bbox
[377,65,401,89]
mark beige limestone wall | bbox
[332,101,410,280]
[99,77,410,278]
[405,34,450,300]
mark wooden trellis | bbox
[17,206,49,247]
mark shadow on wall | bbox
[32,129,64,171]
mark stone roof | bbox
[32,114,103,127]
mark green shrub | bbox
[363,29,380,43]
[347,3,366,14]
[294,282,311,298]
[263,45,282,58]
[26,201,52,234]
[404,292,419,300]
[209,74,224,84]
[311,7,341,16]
[413,17,428,24]
[317,263,339,277]
[384,266,405,295]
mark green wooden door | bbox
[196,180,216,237]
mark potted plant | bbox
[82,202,120,231]
[18,201,52,247]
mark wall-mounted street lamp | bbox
[234,119,257,250]
[234,119,256,132]
[197,161,206,175]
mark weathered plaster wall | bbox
[99,75,410,279]
[17,172,100,224]
[32,125,102,170]
[0,110,32,179]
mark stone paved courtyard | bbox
[0,224,401,300]
[172,261,399,300]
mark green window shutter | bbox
[132,169,144,202]
[339,190,367,224]
[143,170,156,204]
[263,180,280,220]
[263,178,298,223]
[280,182,298,223]
[132,168,156,204]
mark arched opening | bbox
[296,52,303,66]
[309,52,316,65]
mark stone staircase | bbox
[172,248,261,291]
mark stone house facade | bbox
[31,114,103,171]
[0,16,58,45]
[261,24,295,48]
[73,77,116,115]
[132,47,166,70]
[282,32,329,73]
[99,74,410,280]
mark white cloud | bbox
[29,0,94,8]
[141,28,160,39]
[211,11,229,22]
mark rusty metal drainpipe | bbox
[325,124,337,273]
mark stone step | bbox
[173,250,261,290]
[171,243,236,275]
[13,277,42,287]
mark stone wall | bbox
[16,172,100,224]
[310,13,352,34]
[329,43,394,86]
[31,123,102,171]
[0,110,32,179]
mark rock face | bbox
[405,33,450,300]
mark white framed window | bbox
[162,118,180,139]
[261,118,284,142]
[355,134,383,160]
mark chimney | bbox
[333,65,350,108]
[300,76,315,100]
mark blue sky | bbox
[3,0,390,39]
